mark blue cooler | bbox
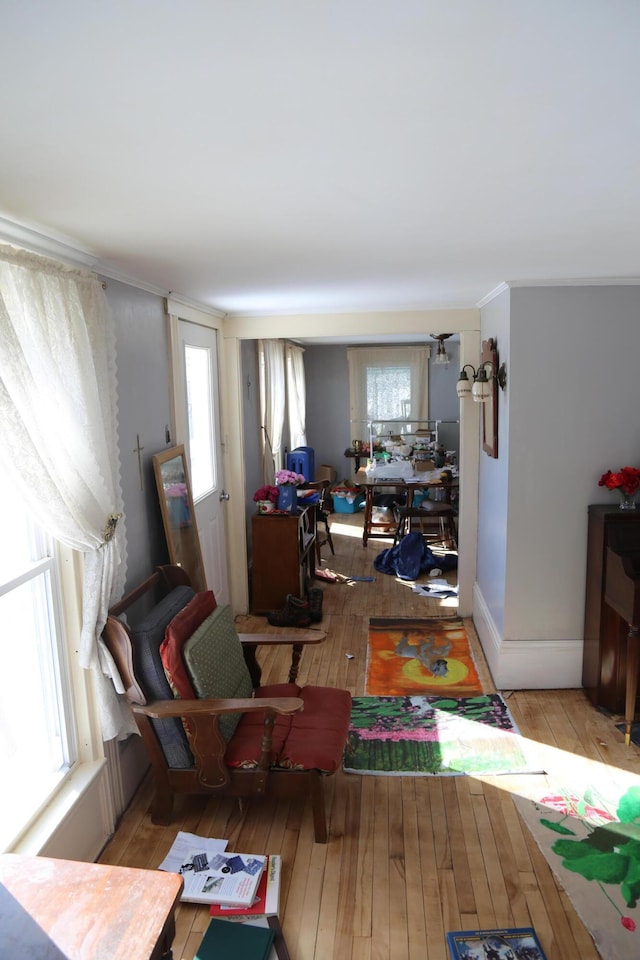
[286,446,315,481]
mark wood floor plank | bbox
[97,510,640,959]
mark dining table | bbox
[355,467,459,545]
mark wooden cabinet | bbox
[251,507,316,613]
[582,504,640,712]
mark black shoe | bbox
[267,594,312,627]
[306,588,323,622]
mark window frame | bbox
[0,515,105,853]
[347,345,431,440]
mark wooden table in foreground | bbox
[0,854,183,960]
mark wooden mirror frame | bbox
[152,444,207,591]
[481,337,499,458]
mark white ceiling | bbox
[1,2,639,316]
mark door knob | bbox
[219,490,230,502]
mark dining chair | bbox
[393,497,457,550]
[301,480,335,563]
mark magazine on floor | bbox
[446,926,547,960]
[158,831,267,906]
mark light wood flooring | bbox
[99,511,640,959]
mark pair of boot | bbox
[267,588,323,627]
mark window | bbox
[184,343,216,500]
[0,481,76,849]
[347,346,430,438]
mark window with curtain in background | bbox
[347,345,430,438]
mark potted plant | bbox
[598,466,640,510]
[253,485,279,514]
[274,469,306,513]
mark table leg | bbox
[362,487,374,546]
[625,624,640,746]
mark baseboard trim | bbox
[472,584,583,690]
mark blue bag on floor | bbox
[373,531,457,580]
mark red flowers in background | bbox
[598,466,640,495]
[253,484,279,503]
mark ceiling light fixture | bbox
[431,333,452,366]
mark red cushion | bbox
[225,684,352,774]
[160,591,217,698]
[225,684,300,767]
[280,686,352,773]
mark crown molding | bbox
[0,215,99,269]
[477,276,640,310]
[96,263,168,297]
[166,292,226,321]
[476,283,509,308]
[506,276,640,288]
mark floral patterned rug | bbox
[365,617,483,697]
[514,770,640,959]
[343,694,542,776]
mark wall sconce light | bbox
[456,360,507,402]
[431,333,452,366]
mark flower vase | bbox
[257,500,275,515]
[277,484,298,513]
[619,491,638,511]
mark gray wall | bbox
[479,284,640,648]
[106,280,173,592]
[304,344,351,481]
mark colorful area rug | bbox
[514,770,640,960]
[343,694,542,776]
[365,617,483,696]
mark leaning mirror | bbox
[152,444,207,591]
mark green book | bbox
[195,917,275,960]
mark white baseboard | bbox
[472,583,583,690]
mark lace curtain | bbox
[258,339,286,483]
[286,342,307,451]
[0,244,133,741]
[347,345,430,438]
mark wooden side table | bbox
[0,854,183,960]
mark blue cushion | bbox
[131,585,195,769]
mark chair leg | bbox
[325,522,335,555]
[309,771,328,843]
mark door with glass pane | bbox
[176,319,229,604]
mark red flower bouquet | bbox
[253,484,279,503]
[598,466,640,496]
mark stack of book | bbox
[158,832,267,907]
[159,833,286,960]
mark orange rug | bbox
[365,617,483,697]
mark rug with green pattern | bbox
[343,693,542,776]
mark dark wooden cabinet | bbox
[582,504,640,712]
[251,507,316,613]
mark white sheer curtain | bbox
[258,339,286,483]
[347,345,430,438]
[0,244,133,742]
[286,342,307,451]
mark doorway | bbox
[170,313,230,604]
[223,322,480,616]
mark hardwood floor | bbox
[99,511,640,959]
